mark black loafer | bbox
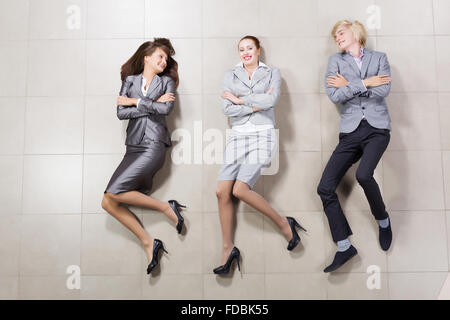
[323,245,358,273]
[379,218,392,251]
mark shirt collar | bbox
[346,47,365,59]
[235,60,269,69]
[140,73,160,85]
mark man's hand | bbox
[327,72,349,88]
[363,75,391,88]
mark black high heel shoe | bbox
[168,199,186,234]
[146,239,168,275]
[213,247,241,275]
[286,217,307,251]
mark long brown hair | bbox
[120,38,179,87]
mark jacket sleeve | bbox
[361,53,391,98]
[242,68,281,110]
[116,77,153,120]
[135,78,176,115]
[325,55,367,105]
[221,71,254,117]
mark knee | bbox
[232,183,246,199]
[317,182,334,198]
[101,193,116,212]
[356,171,372,185]
[216,186,231,201]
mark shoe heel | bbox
[295,220,307,232]
[177,203,187,208]
[162,245,168,254]
[236,254,241,272]
[171,199,187,208]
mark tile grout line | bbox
[257,0,268,301]
[317,14,327,301]
[141,0,146,299]
[374,0,390,299]
[201,0,205,300]
[5,89,450,98]
[431,0,450,275]
[17,0,33,299]
[79,0,89,300]
[12,34,450,40]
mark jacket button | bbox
[362,107,365,110]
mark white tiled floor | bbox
[0,0,449,299]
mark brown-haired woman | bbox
[101,38,186,276]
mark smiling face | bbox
[238,38,260,67]
[334,24,358,51]
[144,47,168,74]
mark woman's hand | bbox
[117,96,138,106]
[157,93,176,103]
[363,75,391,88]
[221,91,244,105]
[251,88,274,112]
[326,72,349,88]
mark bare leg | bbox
[232,180,292,241]
[101,193,155,263]
[216,181,236,264]
[105,191,178,224]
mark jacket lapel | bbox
[145,74,162,97]
[233,67,251,88]
[342,52,361,76]
[232,64,271,88]
[131,75,142,97]
[133,74,163,98]
[250,67,270,87]
[360,49,373,79]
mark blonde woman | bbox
[318,20,393,272]
[214,35,307,275]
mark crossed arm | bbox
[325,53,392,104]
[116,78,176,120]
[221,68,281,117]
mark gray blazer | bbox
[222,62,281,127]
[325,49,392,133]
[117,74,175,147]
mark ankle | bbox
[161,202,171,214]
[337,238,351,252]
[282,218,292,238]
[142,238,154,248]
[222,244,234,252]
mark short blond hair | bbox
[331,20,367,49]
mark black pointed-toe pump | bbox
[286,217,307,251]
[168,200,187,234]
[146,239,168,275]
[213,247,241,275]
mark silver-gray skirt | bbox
[104,141,166,195]
[217,128,277,189]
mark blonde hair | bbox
[331,20,367,49]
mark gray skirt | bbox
[217,128,277,189]
[104,141,166,195]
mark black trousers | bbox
[317,119,390,242]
